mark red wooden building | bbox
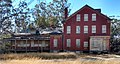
[3,5,111,53]
[63,5,111,53]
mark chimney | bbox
[64,7,68,19]
[95,9,101,13]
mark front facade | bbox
[3,5,111,53]
[63,5,111,52]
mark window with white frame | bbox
[76,39,80,48]
[92,14,96,21]
[53,39,58,47]
[92,25,96,33]
[67,26,71,34]
[76,14,80,21]
[67,39,71,47]
[84,14,88,21]
[102,25,106,33]
[84,26,88,33]
[84,41,88,47]
[91,39,98,47]
[76,26,80,34]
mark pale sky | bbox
[13,0,120,19]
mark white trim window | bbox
[84,14,88,21]
[67,26,71,34]
[53,39,58,47]
[92,25,96,33]
[76,14,80,21]
[102,25,106,33]
[84,41,88,47]
[84,26,88,33]
[76,26,80,34]
[92,40,98,47]
[92,14,96,21]
[76,39,80,48]
[67,39,71,47]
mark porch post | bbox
[26,40,27,53]
[15,40,16,53]
[38,40,39,52]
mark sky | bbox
[13,0,120,19]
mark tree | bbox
[12,1,31,33]
[0,0,12,34]
[32,0,70,30]
[110,19,120,52]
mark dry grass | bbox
[0,53,120,64]
[0,52,77,60]
[1,58,120,64]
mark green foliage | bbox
[110,19,120,52]
[0,0,12,34]
[33,0,69,29]
[12,1,31,32]
[0,34,11,39]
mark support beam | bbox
[15,40,16,53]
[26,40,27,53]
[37,40,39,52]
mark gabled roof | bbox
[66,5,111,21]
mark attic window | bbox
[92,14,96,21]
[76,14,80,21]
[84,14,88,21]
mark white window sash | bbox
[84,14,88,21]
[67,39,71,47]
[92,14,96,21]
[92,25,96,33]
[53,39,58,47]
[76,39,80,48]
[84,42,88,47]
[102,25,106,33]
[76,14,80,21]
[84,26,88,33]
[67,26,71,34]
[76,26,80,34]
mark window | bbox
[84,14,88,21]
[102,25,106,33]
[76,26,80,34]
[67,26,71,34]
[67,39,71,47]
[84,26,88,33]
[84,41,88,47]
[76,14,80,21]
[53,39,58,47]
[92,40,98,47]
[31,41,34,47]
[92,14,96,21]
[92,25,96,33]
[76,39,80,48]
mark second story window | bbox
[67,39,71,47]
[76,26,80,34]
[92,14,96,21]
[84,26,88,33]
[102,25,106,33]
[84,14,88,21]
[76,14,80,21]
[92,25,96,33]
[67,26,71,34]
[53,39,58,47]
